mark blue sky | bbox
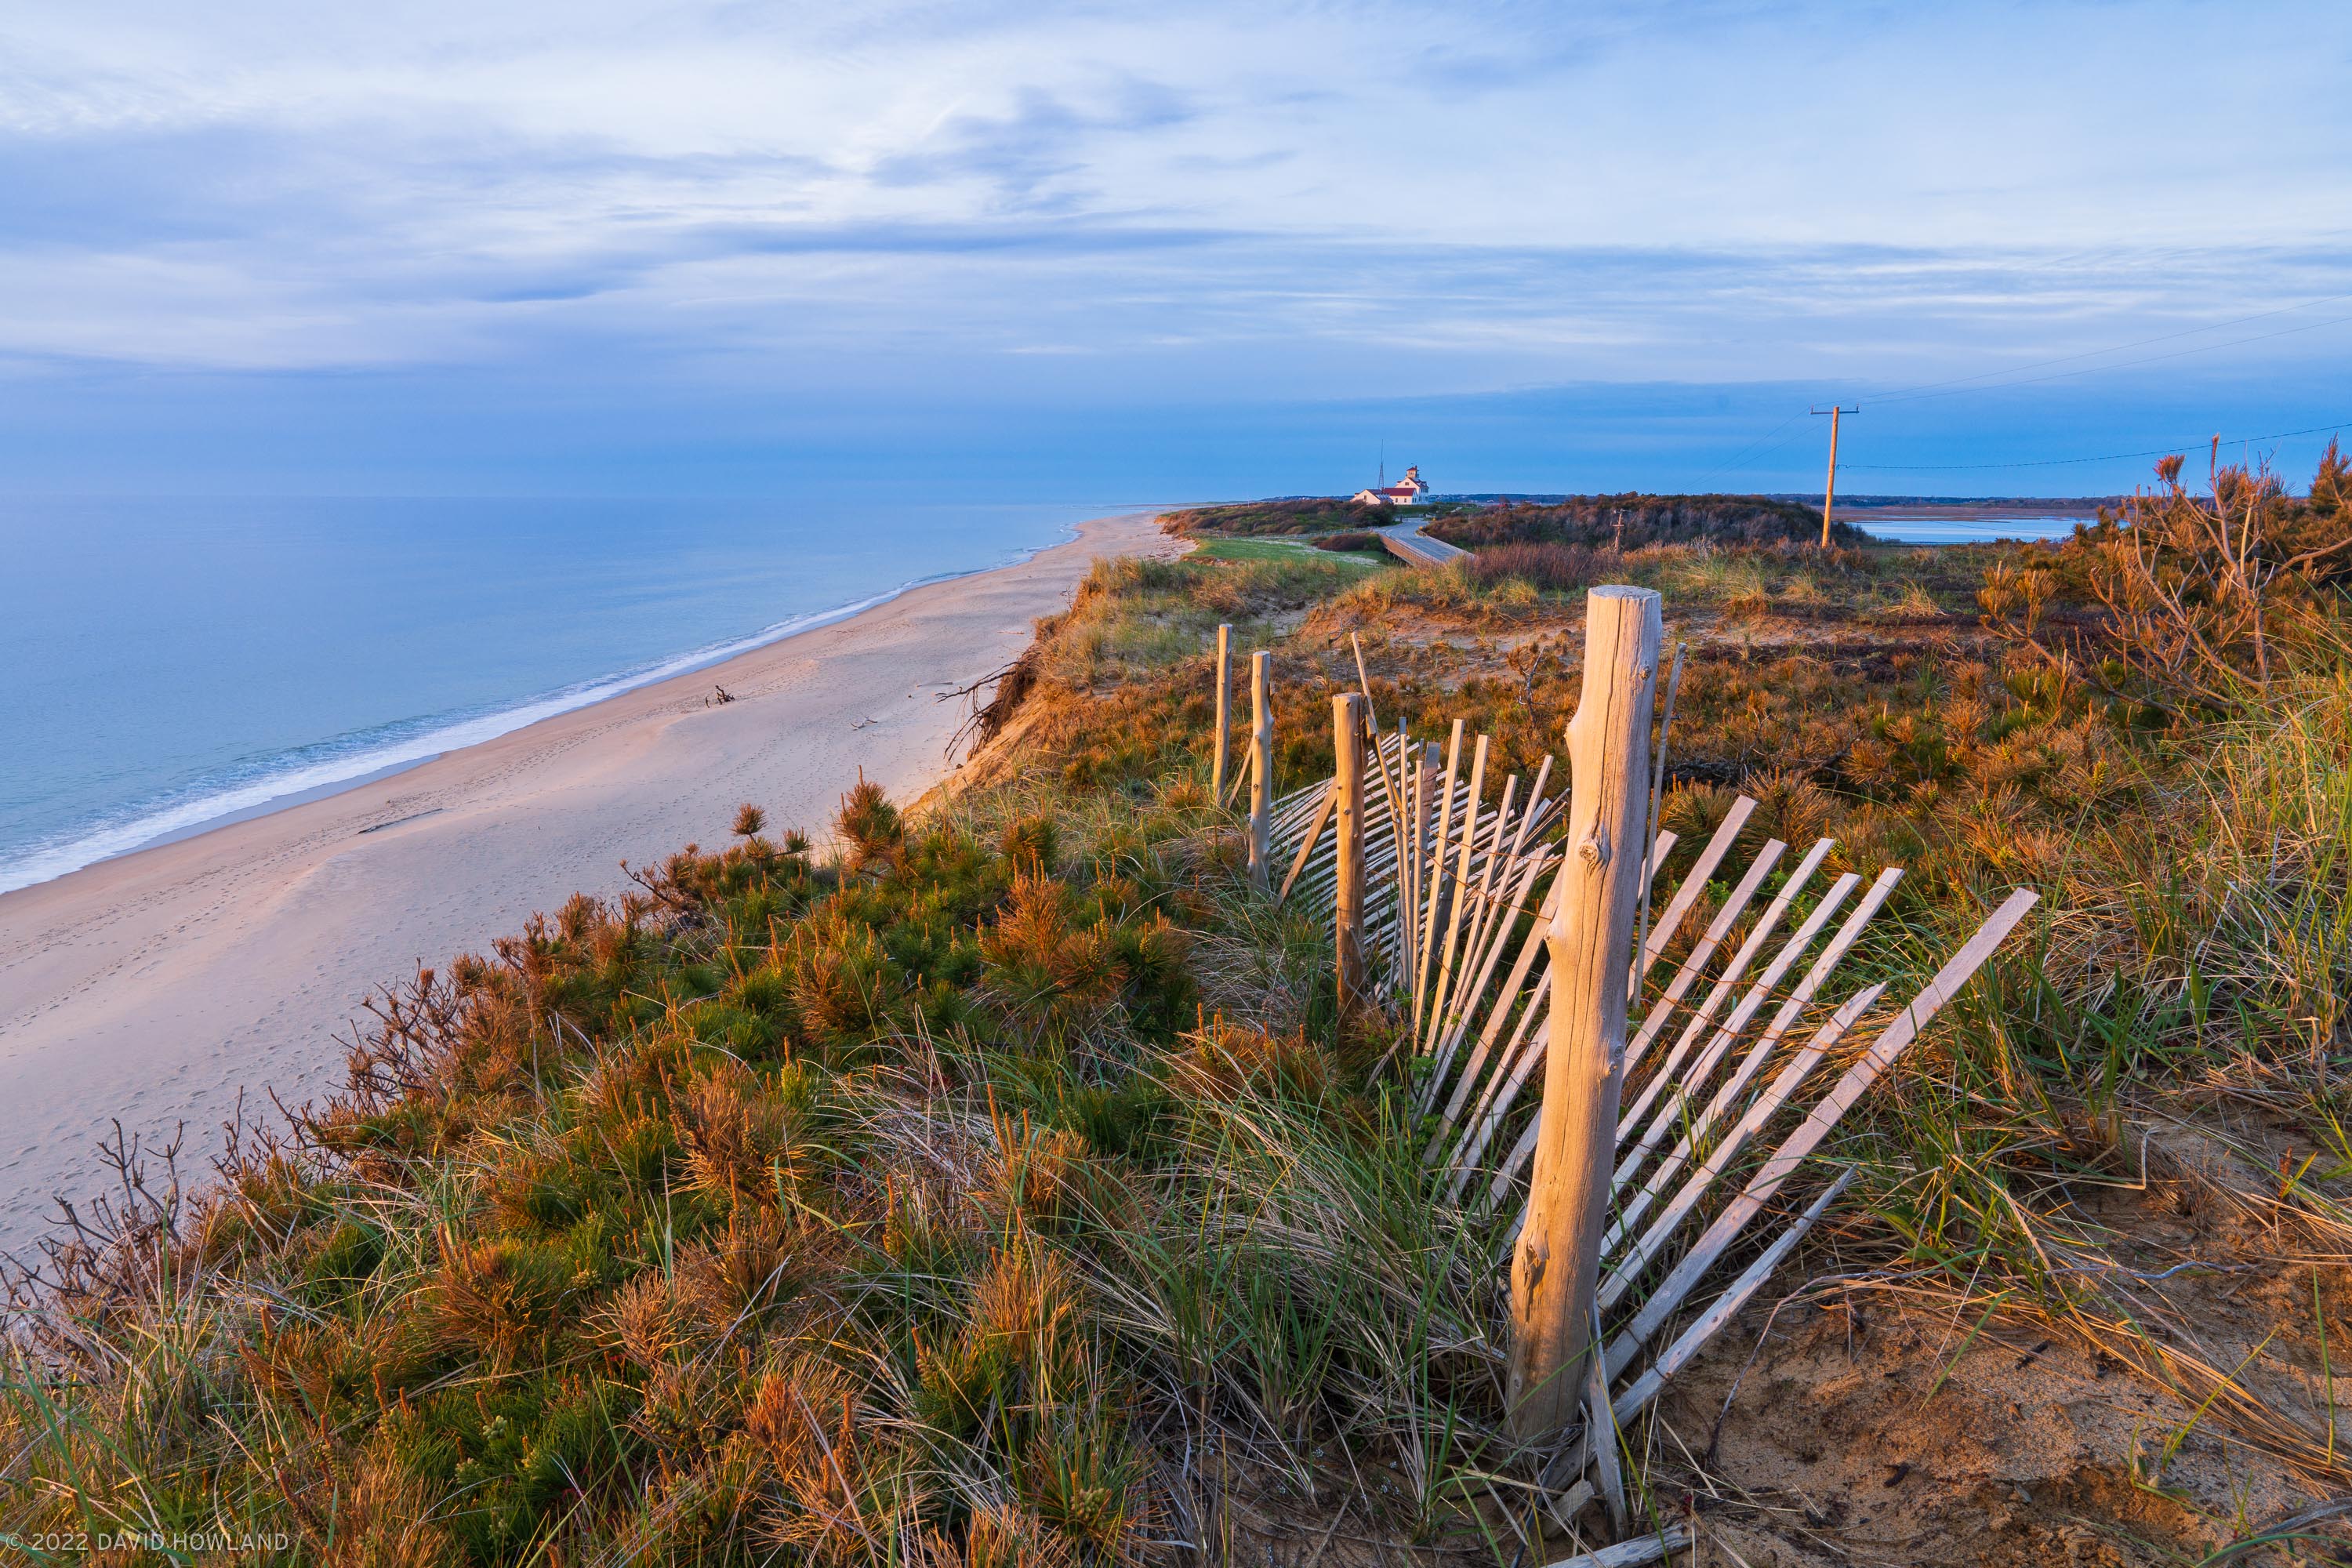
[2,0,2348,498]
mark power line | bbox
[1690,411,1807,487]
[1841,417,2350,473]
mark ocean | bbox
[1858,514,2090,544]
[0,496,1108,895]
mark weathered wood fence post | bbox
[1414,720,1465,1029]
[1508,585,1663,1439]
[1211,622,1233,800]
[1332,691,1367,1010]
[1247,651,1274,891]
[1399,740,1429,988]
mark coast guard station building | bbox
[1352,465,1430,506]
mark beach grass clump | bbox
[1461,540,1622,594]
[1980,445,2352,717]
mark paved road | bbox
[1377,514,1466,567]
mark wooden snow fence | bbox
[1221,600,2039,1528]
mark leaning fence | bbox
[1203,593,2036,1533]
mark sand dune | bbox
[0,512,1177,1254]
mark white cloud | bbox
[0,1,2346,381]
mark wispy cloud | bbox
[0,1,2346,487]
[869,78,1193,213]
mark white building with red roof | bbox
[1352,465,1429,506]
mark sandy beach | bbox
[0,510,1178,1254]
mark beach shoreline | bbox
[0,509,1180,1254]
[2,525,1088,899]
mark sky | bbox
[2,0,2349,499]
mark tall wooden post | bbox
[1211,623,1233,800]
[1821,408,1840,548]
[1507,586,1663,1439]
[1247,652,1274,891]
[1332,692,1367,1011]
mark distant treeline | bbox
[1428,493,1866,550]
[1767,494,2121,511]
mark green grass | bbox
[1192,536,1388,566]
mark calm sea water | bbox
[0,497,1109,895]
[1857,514,2090,544]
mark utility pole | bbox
[1810,405,1857,547]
